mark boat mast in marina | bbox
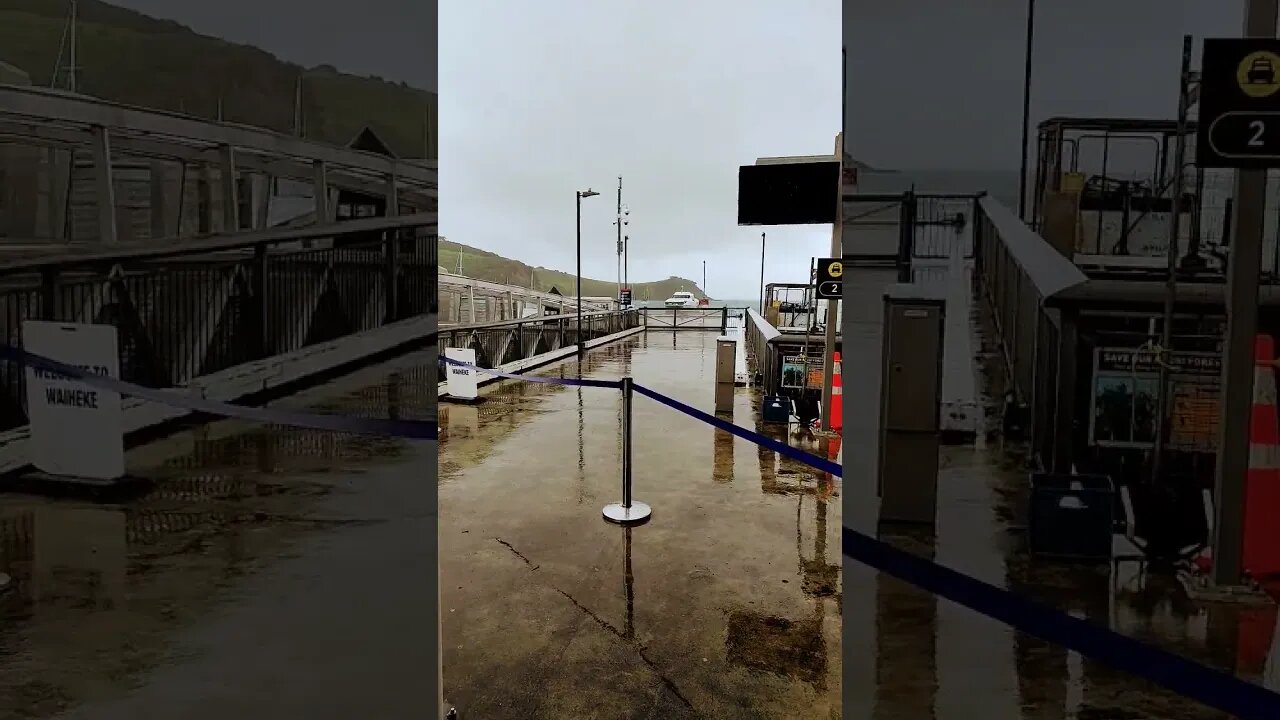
[51,0,79,92]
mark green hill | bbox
[0,0,436,158]
[439,239,705,302]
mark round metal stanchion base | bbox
[602,501,652,525]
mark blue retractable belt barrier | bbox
[842,526,1280,718]
[0,345,437,440]
[632,383,842,478]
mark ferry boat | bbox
[663,291,699,308]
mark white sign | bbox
[444,347,479,400]
[23,321,124,480]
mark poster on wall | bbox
[782,355,825,390]
[1089,347,1221,451]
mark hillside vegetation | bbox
[0,0,436,157]
[439,239,705,302]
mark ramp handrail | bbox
[973,196,1088,467]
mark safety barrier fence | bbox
[4,343,1280,718]
[638,306,741,332]
[439,310,640,369]
[0,214,437,432]
[742,307,781,394]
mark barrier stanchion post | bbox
[603,376,652,525]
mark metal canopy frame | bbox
[1032,115,1202,258]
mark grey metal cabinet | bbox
[877,285,945,527]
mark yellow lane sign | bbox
[1238,50,1280,98]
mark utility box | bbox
[878,285,945,527]
[715,336,736,414]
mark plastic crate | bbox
[762,396,791,424]
[1027,473,1114,561]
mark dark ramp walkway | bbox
[439,332,842,720]
[0,351,437,720]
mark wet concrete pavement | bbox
[438,331,842,719]
[845,437,1280,719]
[2,311,1278,719]
[840,240,1280,718]
[441,319,1280,719]
[0,351,437,720]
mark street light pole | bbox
[1017,0,1036,221]
[576,188,599,355]
[616,177,623,305]
[758,232,767,313]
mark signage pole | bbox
[1152,35,1193,484]
[1214,0,1280,587]
[821,133,844,431]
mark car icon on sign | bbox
[1248,57,1276,85]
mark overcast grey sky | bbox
[845,0,1246,172]
[440,0,839,299]
[109,0,437,91]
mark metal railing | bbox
[640,306,740,331]
[973,196,1087,468]
[843,191,984,276]
[439,310,641,369]
[0,85,436,203]
[0,214,436,431]
[743,307,782,393]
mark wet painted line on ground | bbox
[840,524,1280,719]
[0,345,438,440]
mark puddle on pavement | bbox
[0,351,435,720]
[725,610,828,688]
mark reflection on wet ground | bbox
[0,351,436,720]
[840,293,1280,719]
[847,442,1280,719]
[438,331,842,719]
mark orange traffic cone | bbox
[1236,606,1278,676]
[831,351,843,432]
[1244,334,1280,577]
[1193,334,1280,579]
